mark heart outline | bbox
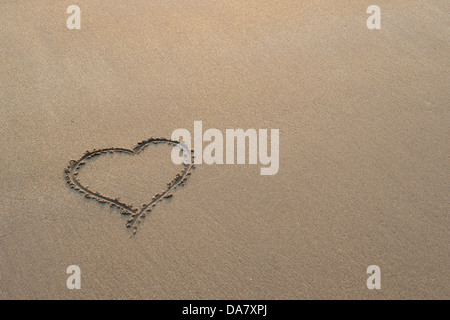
[65,137,195,236]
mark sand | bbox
[0,0,448,299]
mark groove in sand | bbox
[64,137,195,236]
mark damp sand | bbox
[0,1,448,299]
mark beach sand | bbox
[0,0,448,299]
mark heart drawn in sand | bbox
[65,137,195,236]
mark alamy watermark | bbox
[366,265,381,289]
[367,5,381,30]
[66,265,81,289]
[66,5,81,30]
[171,121,279,175]
[66,5,380,31]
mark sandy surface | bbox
[0,0,449,299]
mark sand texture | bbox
[0,1,449,299]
